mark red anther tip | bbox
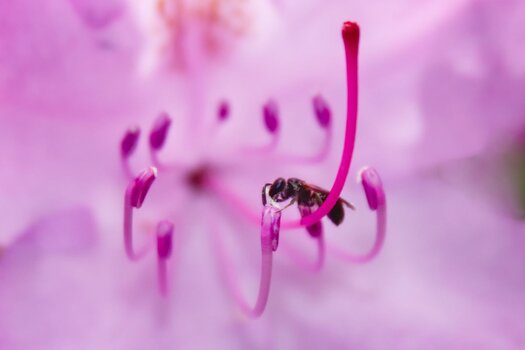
[129,167,158,208]
[342,21,360,43]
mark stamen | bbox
[156,220,173,297]
[218,100,230,122]
[330,167,387,263]
[123,167,158,261]
[282,22,360,229]
[120,127,140,179]
[213,205,281,318]
[273,95,333,164]
[241,100,280,155]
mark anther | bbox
[121,127,140,158]
[129,167,158,208]
[218,100,230,122]
[298,205,322,237]
[149,112,171,150]
[263,100,279,134]
[359,167,385,210]
[156,220,173,259]
[156,220,173,297]
[262,205,282,252]
[312,95,331,128]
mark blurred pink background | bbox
[1,0,524,349]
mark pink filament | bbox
[205,175,261,225]
[123,189,152,261]
[276,127,332,165]
[213,205,280,318]
[283,233,325,273]
[282,22,360,229]
[157,259,169,296]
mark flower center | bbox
[185,165,210,191]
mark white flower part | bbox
[128,0,280,77]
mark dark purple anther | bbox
[263,100,279,134]
[270,211,281,251]
[312,95,331,128]
[149,112,171,150]
[129,167,157,208]
[298,205,322,237]
[218,100,230,121]
[156,220,173,259]
[262,205,282,252]
[121,127,140,158]
[360,167,384,211]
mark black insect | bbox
[262,177,354,226]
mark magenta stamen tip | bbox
[263,100,279,134]
[359,167,384,211]
[121,127,140,158]
[156,220,173,259]
[218,100,230,121]
[129,167,158,208]
[262,205,281,252]
[149,112,172,150]
[312,95,331,128]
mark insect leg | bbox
[261,183,271,205]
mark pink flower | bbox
[1,0,525,349]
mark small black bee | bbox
[262,177,354,226]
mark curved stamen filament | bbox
[242,100,280,155]
[282,22,360,229]
[283,204,326,271]
[213,205,281,318]
[329,167,387,263]
[275,95,333,164]
[275,127,332,164]
[283,233,325,273]
[123,167,157,261]
[205,175,261,225]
